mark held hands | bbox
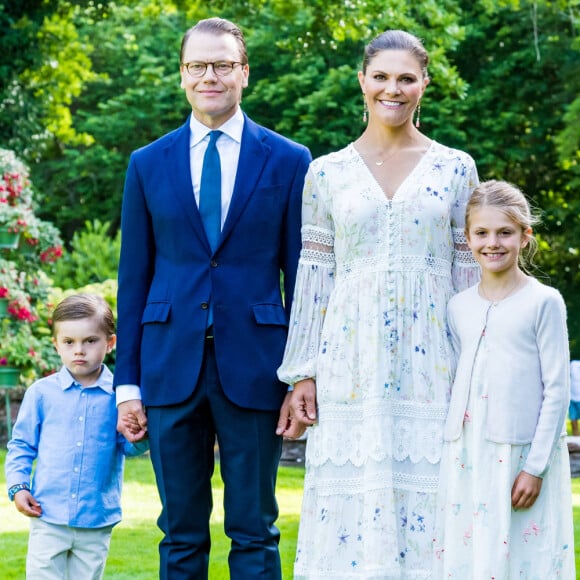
[276,378,317,439]
[117,400,148,443]
[511,470,542,509]
[14,490,42,517]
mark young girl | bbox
[433,180,575,578]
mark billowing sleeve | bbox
[451,155,480,292]
[277,164,335,385]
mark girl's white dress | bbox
[278,141,479,579]
[433,297,575,579]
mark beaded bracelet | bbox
[8,482,30,501]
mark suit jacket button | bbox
[201,302,209,310]
[210,260,218,268]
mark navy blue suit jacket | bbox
[114,114,311,411]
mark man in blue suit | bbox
[114,17,311,580]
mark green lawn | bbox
[0,450,301,579]
[1,450,579,578]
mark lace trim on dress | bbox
[301,248,335,266]
[453,227,478,266]
[300,225,335,266]
[306,400,447,467]
[302,225,334,248]
[320,400,448,420]
[454,249,477,265]
[339,254,452,279]
[303,471,439,495]
[453,228,468,246]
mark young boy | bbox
[5,293,149,579]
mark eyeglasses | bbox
[182,61,244,78]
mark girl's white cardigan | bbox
[445,277,569,477]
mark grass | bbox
[0,450,302,579]
[1,450,580,578]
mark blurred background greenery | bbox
[0,0,579,352]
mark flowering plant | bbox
[0,148,34,207]
[0,259,36,322]
[19,211,63,263]
[0,149,33,234]
[0,258,26,300]
[0,201,27,232]
[0,319,42,372]
[0,148,64,384]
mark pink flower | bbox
[7,301,37,322]
[40,245,63,263]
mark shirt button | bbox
[210,260,218,268]
[74,467,79,472]
[78,416,83,421]
[76,442,82,446]
[201,302,209,310]
[71,494,76,498]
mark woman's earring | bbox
[415,101,421,128]
[363,97,368,123]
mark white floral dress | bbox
[278,141,480,579]
[433,317,575,579]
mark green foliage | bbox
[51,220,121,289]
[241,0,469,158]
[451,0,580,353]
[4,0,471,231]
[30,1,191,236]
[555,97,580,189]
[0,318,44,370]
[1,0,580,350]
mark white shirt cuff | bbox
[115,384,142,406]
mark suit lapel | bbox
[219,116,271,247]
[164,118,211,250]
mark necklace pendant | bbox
[375,160,384,166]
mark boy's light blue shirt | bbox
[5,365,149,528]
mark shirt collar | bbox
[189,108,244,148]
[58,364,114,394]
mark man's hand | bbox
[511,470,542,509]
[117,399,148,442]
[276,378,317,439]
[14,490,42,517]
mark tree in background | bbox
[0,0,469,234]
[0,0,579,349]
[452,0,580,353]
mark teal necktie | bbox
[199,130,222,251]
